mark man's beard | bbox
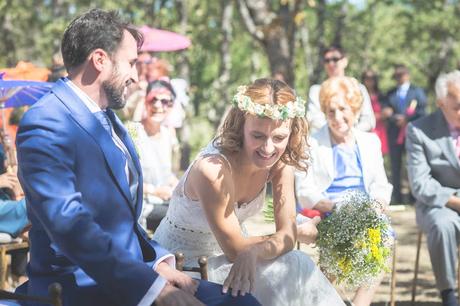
[102,67,128,110]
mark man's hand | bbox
[446,195,460,213]
[297,216,320,245]
[381,107,393,120]
[155,262,199,295]
[154,283,204,306]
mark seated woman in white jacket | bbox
[295,76,392,306]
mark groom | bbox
[16,9,259,306]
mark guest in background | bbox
[406,71,460,306]
[296,76,392,306]
[307,45,375,134]
[136,79,179,231]
[362,69,388,155]
[48,52,67,82]
[383,64,427,203]
[0,143,28,287]
[122,52,152,120]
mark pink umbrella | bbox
[139,25,191,52]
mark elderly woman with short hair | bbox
[295,76,392,306]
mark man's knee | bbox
[428,218,458,242]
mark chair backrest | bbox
[0,282,62,306]
[175,252,208,280]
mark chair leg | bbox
[411,231,423,306]
[0,248,7,290]
[48,282,63,306]
[390,240,397,306]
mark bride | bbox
[153,78,345,306]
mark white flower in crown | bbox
[253,103,265,116]
[285,101,296,118]
[232,85,306,120]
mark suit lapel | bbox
[432,110,460,171]
[52,79,134,210]
[403,86,417,109]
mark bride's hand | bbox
[222,248,257,297]
[297,216,321,245]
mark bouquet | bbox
[316,191,393,288]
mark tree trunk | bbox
[237,0,301,86]
[213,0,233,128]
[176,0,190,83]
[309,0,326,85]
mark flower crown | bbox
[232,85,306,120]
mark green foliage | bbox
[2,0,460,122]
[187,115,215,159]
[263,196,275,223]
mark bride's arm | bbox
[188,156,265,261]
[256,162,297,258]
[189,156,294,262]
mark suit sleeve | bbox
[406,122,455,207]
[17,115,164,306]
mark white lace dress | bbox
[153,145,345,306]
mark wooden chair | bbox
[0,282,62,306]
[0,240,29,289]
[174,252,208,280]
[411,230,460,305]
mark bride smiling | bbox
[153,78,345,306]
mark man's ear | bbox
[436,98,444,108]
[89,49,107,72]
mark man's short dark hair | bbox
[61,9,143,71]
[322,45,346,58]
[393,64,409,76]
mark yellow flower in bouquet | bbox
[316,191,394,288]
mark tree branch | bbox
[236,0,265,41]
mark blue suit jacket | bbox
[16,79,171,306]
[383,84,427,144]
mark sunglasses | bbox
[152,97,174,107]
[323,56,343,64]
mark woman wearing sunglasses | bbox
[136,79,179,231]
[307,46,376,134]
